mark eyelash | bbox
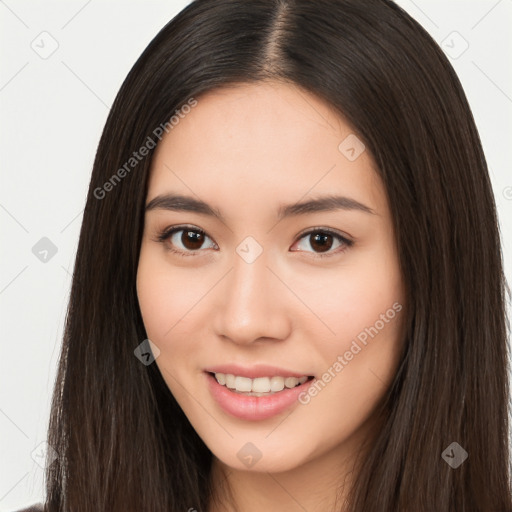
[154,224,354,260]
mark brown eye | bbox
[157,226,217,256]
[291,228,353,258]
[309,232,334,253]
[156,225,352,259]
[180,229,206,250]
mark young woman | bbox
[19,0,512,510]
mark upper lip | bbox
[204,364,313,379]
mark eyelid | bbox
[294,226,353,244]
[154,224,353,258]
[155,224,210,243]
[291,226,354,259]
[154,224,217,257]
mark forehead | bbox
[147,81,385,219]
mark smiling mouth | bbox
[208,371,315,396]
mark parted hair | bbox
[44,1,512,510]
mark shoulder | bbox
[12,504,44,512]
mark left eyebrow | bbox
[144,193,376,220]
[277,194,376,219]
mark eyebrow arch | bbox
[144,193,376,220]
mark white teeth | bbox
[225,374,236,389]
[234,376,252,392]
[253,377,271,393]
[270,376,285,392]
[214,373,309,394]
[285,377,299,388]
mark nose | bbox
[212,247,292,345]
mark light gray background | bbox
[1,0,511,509]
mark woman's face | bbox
[136,81,405,474]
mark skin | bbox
[136,81,405,512]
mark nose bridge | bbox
[214,239,290,344]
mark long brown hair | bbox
[44,0,512,510]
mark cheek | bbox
[136,246,224,387]
[293,260,404,449]
[305,248,402,338]
[136,252,171,342]
[136,254,195,406]
[303,245,404,388]
[136,248,198,351]
[136,247,223,415]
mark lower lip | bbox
[205,372,315,421]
